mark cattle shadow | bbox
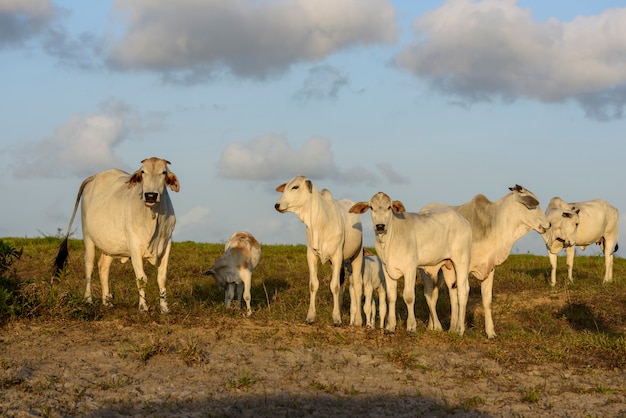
[84,393,491,417]
[556,302,616,335]
[192,277,291,309]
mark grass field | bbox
[1,237,626,416]
[2,237,625,369]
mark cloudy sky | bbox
[2,0,626,256]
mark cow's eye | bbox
[387,206,391,210]
[162,171,167,175]
[292,185,299,190]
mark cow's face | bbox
[543,209,579,253]
[508,185,550,234]
[349,192,404,236]
[274,175,313,213]
[128,157,180,207]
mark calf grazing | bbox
[275,175,364,326]
[54,158,179,313]
[542,197,619,286]
[204,231,261,316]
[423,184,550,338]
[361,251,387,329]
[350,192,472,335]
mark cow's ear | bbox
[127,169,142,188]
[349,202,370,214]
[166,172,180,192]
[519,195,539,209]
[392,200,406,213]
[306,180,313,193]
[275,183,286,193]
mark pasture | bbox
[1,237,626,417]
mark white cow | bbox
[350,192,473,335]
[54,157,179,313]
[424,184,550,338]
[361,250,387,329]
[204,231,261,316]
[275,175,364,326]
[542,197,619,286]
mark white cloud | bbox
[107,0,398,82]
[174,206,212,240]
[11,99,163,178]
[395,0,626,120]
[217,135,336,181]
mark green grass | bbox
[1,237,626,371]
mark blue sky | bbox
[1,0,625,256]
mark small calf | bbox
[204,231,261,316]
[361,250,387,329]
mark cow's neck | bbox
[486,198,531,267]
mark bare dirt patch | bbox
[1,315,625,417]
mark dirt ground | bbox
[1,315,625,418]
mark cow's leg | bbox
[565,247,576,283]
[330,254,344,326]
[224,283,235,308]
[481,270,496,339]
[363,281,374,328]
[420,268,442,332]
[403,268,418,334]
[305,247,320,324]
[385,272,398,333]
[377,286,387,330]
[83,237,96,304]
[240,270,252,317]
[97,253,114,307]
[155,240,172,313]
[440,267,459,333]
[548,252,558,286]
[130,255,149,312]
[454,261,470,336]
[349,253,364,326]
[603,238,616,283]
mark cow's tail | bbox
[614,243,619,254]
[53,176,94,277]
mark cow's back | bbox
[572,199,619,244]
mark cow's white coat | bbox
[54,157,179,313]
[205,231,261,316]
[275,175,364,326]
[542,197,619,285]
[361,252,387,329]
[424,185,550,338]
[350,192,473,335]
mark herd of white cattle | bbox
[53,158,619,339]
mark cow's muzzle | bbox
[144,192,159,206]
[375,224,386,235]
[274,203,286,213]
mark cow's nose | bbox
[144,192,158,203]
[375,224,385,232]
[274,203,280,210]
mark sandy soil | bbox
[1,315,625,418]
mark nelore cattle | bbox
[542,197,619,286]
[361,250,387,329]
[54,157,179,313]
[423,185,550,338]
[275,175,364,326]
[350,192,473,335]
[204,231,261,316]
